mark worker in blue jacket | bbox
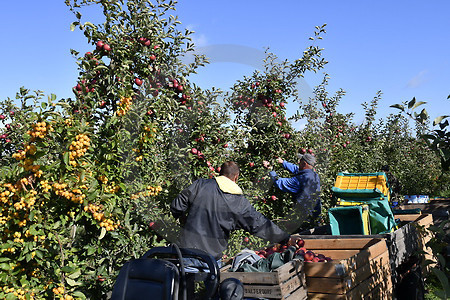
[264,153,321,231]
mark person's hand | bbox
[262,160,272,169]
[287,235,302,248]
[277,157,284,164]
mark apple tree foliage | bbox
[0,1,448,299]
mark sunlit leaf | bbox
[433,115,449,126]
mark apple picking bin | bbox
[329,205,371,235]
[298,214,434,298]
[220,259,307,299]
[302,238,392,299]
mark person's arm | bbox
[271,174,303,194]
[282,160,299,174]
[237,197,290,244]
[170,179,200,219]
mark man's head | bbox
[297,153,316,169]
[219,161,240,182]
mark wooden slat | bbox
[221,270,279,285]
[243,284,283,298]
[395,214,422,222]
[301,238,380,250]
[304,261,348,278]
[306,249,360,260]
[307,292,347,299]
[306,277,345,294]
[286,285,307,299]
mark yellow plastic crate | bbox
[332,172,390,199]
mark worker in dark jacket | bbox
[171,161,295,261]
[264,153,321,231]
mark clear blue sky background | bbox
[0,1,448,124]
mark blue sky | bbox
[0,1,448,124]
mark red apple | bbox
[103,44,111,52]
[135,78,143,86]
[249,162,254,167]
[191,148,198,155]
[280,102,285,107]
[150,54,156,61]
[223,143,228,148]
[300,148,307,154]
[96,41,104,50]
[297,239,305,248]
[144,40,151,47]
[304,251,315,261]
[308,149,313,154]
[313,257,320,262]
[271,195,277,201]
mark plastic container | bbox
[329,205,371,235]
[332,172,390,199]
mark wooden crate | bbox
[302,238,392,299]
[395,213,434,274]
[220,259,306,299]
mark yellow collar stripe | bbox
[215,176,243,195]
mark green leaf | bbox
[63,151,69,166]
[408,97,416,109]
[432,268,450,296]
[390,104,404,110]
[87,246,96,255]
[68,269,81,279]
[35,249,43,259]
[61,266,74,273]
[433,115,449,126]
[66,277,81,286]
[0,258,10,263]
[70,22,78,32]
[99,227,107,240]
[72,291,86,299]
[411,101,426,110]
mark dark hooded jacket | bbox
[170,176,289,260]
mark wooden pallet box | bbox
[220,258,306,299]
[395,213,434,274]
[302,238,392,299]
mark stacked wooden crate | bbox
[303,238,392,299]
[220,259,306,299]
